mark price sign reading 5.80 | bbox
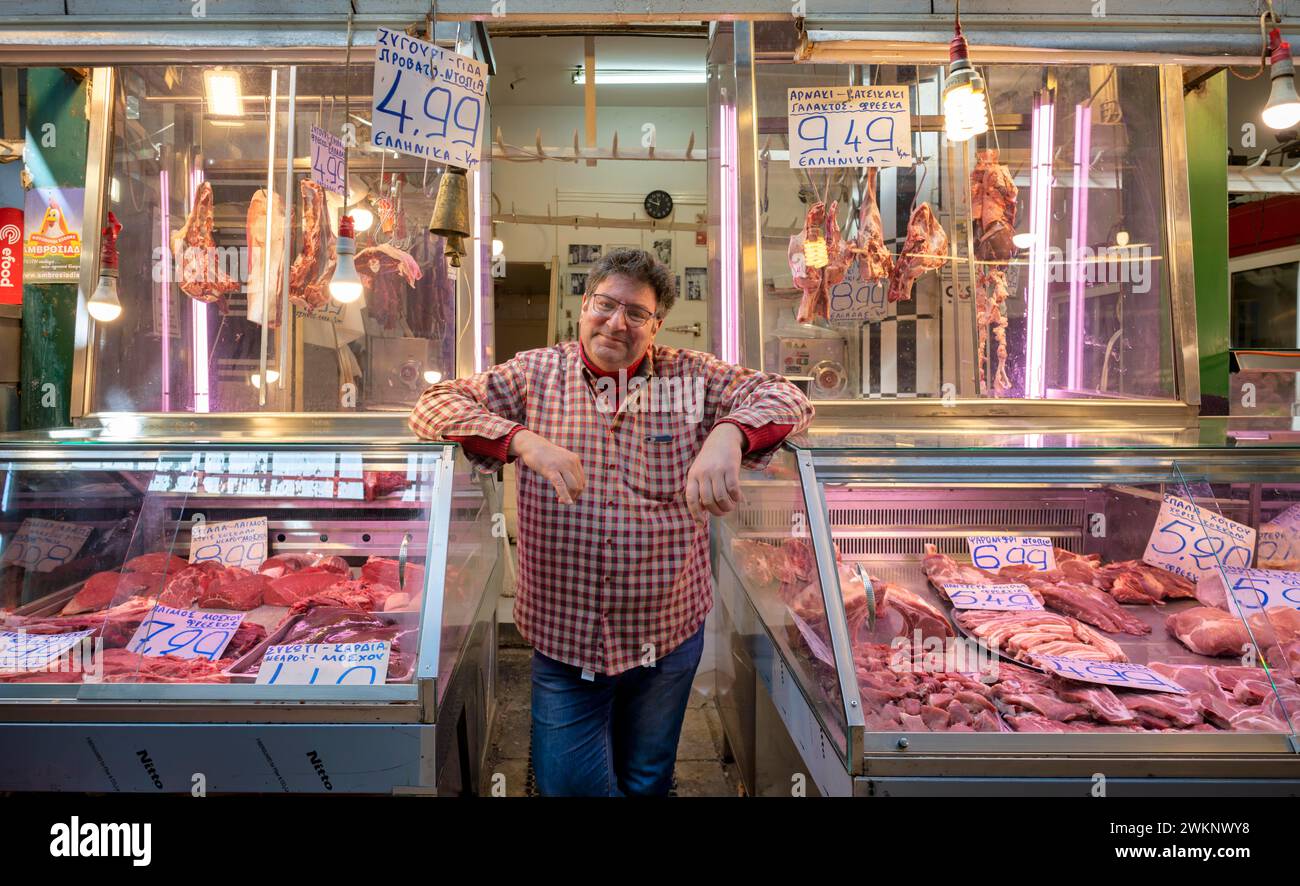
[1142,494,1256,582]
[371,27,487,170]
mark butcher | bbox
[409,247,812,796]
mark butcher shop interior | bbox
[1,2,1300,804]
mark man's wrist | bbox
[508,428,538,459]
[710,421,747,453]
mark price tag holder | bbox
[371,26,487,169]
[1204,565,1300,617]
[310,126,346,194]
[789,611,835,667]
[966,535,1058,573]
[787,85,914,169]
[127,606,244,661]
[0,629,95,671]
[256,641,391,685]
[189,516,268,571]
[944,582,1043,612]
[0,518,93,573]
[1142,494,1256,582]
[1033,655,1188,694]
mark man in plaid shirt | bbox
[410,247,812,796]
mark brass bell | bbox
[428,167,471,239]
[444,234,465,268]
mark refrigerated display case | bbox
[711,422,1300,796]
[0,428,502,794]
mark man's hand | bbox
[510,429,586,504]
[685,423,745,524]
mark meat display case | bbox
[0,426,502,795]
[711,420,1300,797]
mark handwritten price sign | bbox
[189,517,267,571]
[127,606,244,661]
[309,126,346,195]
[1203,566,1300,617]
[371,27,487,170]
[967,535,1058,573]
[0,518,93,573]
[1142,494,1255,582]
[944,582,1043,612]
[1258,503,1300,564]
[788,85,914,169]
[0,629,94,671]
[256,641,391,685]
[1032,655,1188,694]
[828,263,888,325]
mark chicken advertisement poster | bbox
[0,206,21,304]
[23,187,83,283]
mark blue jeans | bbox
[530,625,705,797]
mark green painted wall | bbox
[1184,70,1229,404]
[20,69,89,430]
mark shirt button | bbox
[608,464,616,470]
[605,538,613,544]
[607,500,615,506]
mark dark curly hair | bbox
[584,247,677,317]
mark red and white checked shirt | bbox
[409,341,814,675]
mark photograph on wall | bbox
[653,238,672,266]
[568,244,602,265]
[685,267,706,302]
[569,271,588,297]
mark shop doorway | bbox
[493,261,552,362]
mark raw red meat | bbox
[970,148,1018,264]
[887,202,947,303]
[364,470,410,501]
[264,569,348,607]
[1119,692,1203,729]
[359,556,425,593]
[123,553,188,575]
[922,544,998,588]
[873,581,954,641]
[731,539,782,587]
[61,571,164,615]
[197,568,270,611]
[289,179,335,310]
[957,610,1127,664]
[356,244,423,330]
[171,181,238,311]
[850,167,893,282]
[1099,561,1196,604]
[246,188,287,327]
[157,562,223,609]
[247,606,414,681]
[258,554,317,578]
[1055,684,1137,726]
[1166,606,1251,657]
[288,579,397,615]
[1024,578,1151,636]
[7,596,157,649]
[225,619,268,658]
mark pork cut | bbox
[956,609,1128,664]
[1098,561,1196,604]
[246,188,287,327]
[1024,578,1151,636]
[171,181,239,311]
[887,203,947,303]
[1166,606,1251,657]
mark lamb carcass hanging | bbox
[969,149,1019,394]
[288,179,336,310]
[171,181,238,311]
[246,189,286,327]
[789,200,850,324]
[850,167,893,283]
[887,202,948,303]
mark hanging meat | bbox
[789,200,850,324]
[356,243,423,330]
[288,179,336,310]
[850,167,893,282]
[970,149,1019,394]
[246,189,286,327]
[887,202,948,303]
[171,181,238,311]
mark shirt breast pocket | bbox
[625,417,698,503]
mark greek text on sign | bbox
[0,629,95,671]
[256,641,392,685]
[1142,494,1256,582]
[0,518,93,573]
[828,262,888,325]
[1258,502,1300,564]
[371,27,487,169]
[945,583,1043,612]
[788,86,914,168]
[789,611,835,667]
[127,606,245,661]
[189,517,268,571]
[1032,655,1188,694]
[967,535,1058,573]
[1203,566,1300,617]
[310,126,346,195]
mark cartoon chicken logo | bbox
[30,202,80,247]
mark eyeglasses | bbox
[587,293,659,328]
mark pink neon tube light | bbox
[1025,91,1055,400]
[718,102,739,364]
[190,167,210,413]
[1067,102,1092,392]
[159,169,171,412]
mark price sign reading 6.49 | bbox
[371,27,487,170]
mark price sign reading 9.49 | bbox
[1142,494,1256,582]
[371,27,487,170]
[787,85,913,169]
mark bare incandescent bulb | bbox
[330,214,364,304]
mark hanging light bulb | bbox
[1114,230,1130,247]
[803,230,829,269]
[330,214,364,304]
[1011,232,1036,250]
[88,211,123,323]
[423,369,443,385]
[943,21,990,143]
[250,369,281,389]
[350,205,375,233]
[1263,28,1300,130]
[491,238,504,257]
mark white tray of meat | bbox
[225,606,419,684]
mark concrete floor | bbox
[483,646,745,797]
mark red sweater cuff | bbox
[717,420,793,455]
[447,426,525,463]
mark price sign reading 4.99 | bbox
[966,535,1058,573]
[127,606,244,661]
[371,27,487,169]
[310,126,346,195]
[1142,494,1256,582]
